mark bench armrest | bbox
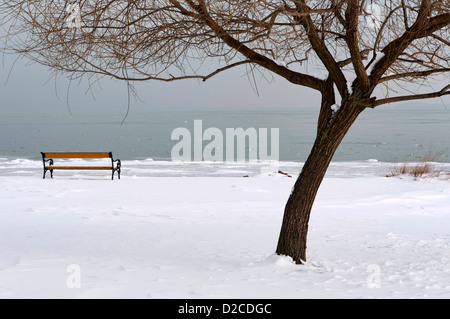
[113,159,121,169]
[43,158,54,167]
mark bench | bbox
[41,152,121,180]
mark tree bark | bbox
[276,98,366,264]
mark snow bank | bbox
[0,160,449,299]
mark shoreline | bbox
[1,158,450,179]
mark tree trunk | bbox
[276,99,366,264]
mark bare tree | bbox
[1,0,449,264]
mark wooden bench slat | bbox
[47,166,116,170]
[43,152,111,159]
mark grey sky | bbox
[0,53,323,116]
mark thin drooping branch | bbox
[35,58,258,84]
[201,60,254,82]
[379,68,450,83]
[431,34,450,47]
[371,84,450,107]
[338,49,371,67]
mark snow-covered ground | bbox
[0,159,449,299]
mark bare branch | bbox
[201,60,253,82]
[291,0,349,98]
[369,2,449,88]
[283,8,335,17]
[0,0,448,108]
[380,68,450,83]
[371,84,450,108]
[182,0,324,91]
[345,0,370,92]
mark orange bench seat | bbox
[41,152,121,180]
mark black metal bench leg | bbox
[111,168,121,180]
[43,168,54,179]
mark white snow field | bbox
[0,159,449,299]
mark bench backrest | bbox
[42,152,112,159]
